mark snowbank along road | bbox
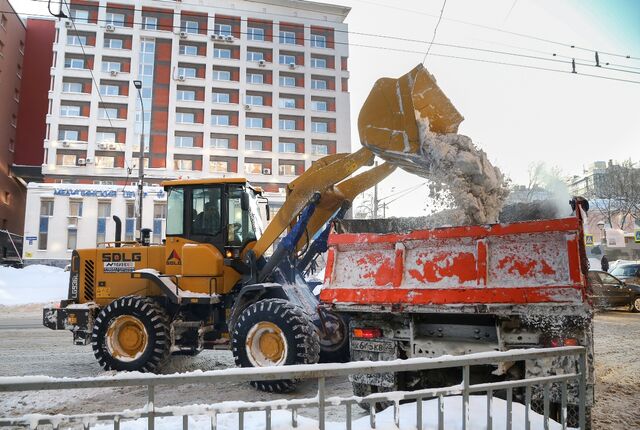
[0,306,638,429]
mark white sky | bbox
[14,0,640,217]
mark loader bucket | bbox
[358,64,464,161]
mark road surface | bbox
[1,306,638,428]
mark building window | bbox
[105,12,125,27]
[245,140,263,151]
[278,142,296,153]
[67,228,78,250]
[279,54,296,65]
[69,200,83,217]
[60,105,81,117]
[143,16,157,30]
[182,20,199,34]
[174,159,194,170]
[98,108,118,120]
[96,131,117,143]
[311,100,328,111]
[179,44,198,56]
[70,9,89,24]
[279,98,296,109]
[310,57,327,68]
[95,156,115,168]
[65,58,85,69]
[177,89,196,101]
[214,23,232,36]
[246,117,263,128]
[247,27,264,41]
[175,135,195,148]
[176,112,195,123]
[99,84,119,96]
[246,51,264,62]
[212,92,230,103]
[244,162,262,174]
[211,114,230,126]
[279,76,295,87]
[279,119,296,131]
[245,95,263,106]
[57,154,77,166]
[311,79,327,90]
[312,122,328,133]
[247,73,264,84]
[310,34,327,48]
[97,202,111,244]
[67,35,87,46]
[102,61,122,73]
[153,203,166,243]
[211,137,229,148]
[210,160,228,173]
[212,70,231,81]
[58,129,80,141]
[177,67,196,78]
[38,200,54,250]
[279,164,296,176]
[312,144,328,155]
[104,38,123,49]
[214,48,232,59]
[125,202,136,241]
[279,30,296,45]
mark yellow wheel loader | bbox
[43,65,462,392]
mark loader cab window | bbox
[227,186,257,246]
[191,187,222,237]
[166,188,184,235]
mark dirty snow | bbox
[0,265,69,306]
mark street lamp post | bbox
[133,80,145,242]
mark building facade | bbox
[44,0,350,193]
[0,0,26,235]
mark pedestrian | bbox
[601,254,609,272]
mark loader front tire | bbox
[231,299,320,393]
[92,296,171,372]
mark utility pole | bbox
[373,161,379,218]
[133,80,145,241]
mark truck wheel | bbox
[231,299,320,393]
[92,296,171,372]
[318,312,350,363]
[352,382,393,412]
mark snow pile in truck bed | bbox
[82,395,569,430]
[0,265,69,306]
[380,115,508,226]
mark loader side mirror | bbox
[241,191,250,211]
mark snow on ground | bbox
[0,265,69,306]
[85,395,567,430]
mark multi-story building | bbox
[44,0,351,199]
[0,0,26,235]
[23,0,351,265]
[567,161,609,198]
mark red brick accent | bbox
[198,43,207,56]
[86,56,94,69]
[82,81,92,93]
[265,71,273,85]
[123,37,132,50]
[342,77,348,92]
[79,129,88,141]
[231,68,240,81]
[328,77,335,91]
[115,153,125,168]
[195,133,203,148]
[295,117,305,131]
[121,60,130,73]
[119,81,129,96]
[341,56,348,71]
[230,112,239,126]
[86,34,96,46]
[328,120,336,133]
[118,106,127,118]
[295,74,304,87]
[195,110,204,123]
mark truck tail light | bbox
[549,337,579,347]
[564,338,579,346]
[353,328,382,339]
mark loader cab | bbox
[163,179,264,257]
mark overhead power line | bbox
[422,0,447,63]
[6,7,640,85]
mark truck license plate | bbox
[351,339,395,353]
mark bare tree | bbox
[588,160,640,230]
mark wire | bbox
[351,0,640,62]
[31,0,640,66]
[423,0,447,64]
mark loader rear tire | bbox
[92,296,171,372]
[231,299,320,393]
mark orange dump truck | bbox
[319,198,593,426]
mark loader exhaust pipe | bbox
[113,215,122,247]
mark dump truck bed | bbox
[320,217,588,307]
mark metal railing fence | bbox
[0,346,587,430]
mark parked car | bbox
[588,270,640,312]
[610,263,640,285]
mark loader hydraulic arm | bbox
[250,64,463,261]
